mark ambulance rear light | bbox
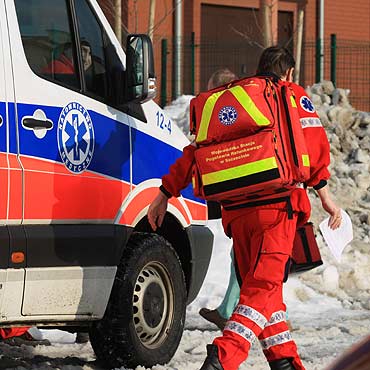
[11,252,25,264]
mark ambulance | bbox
[0,0,213,368]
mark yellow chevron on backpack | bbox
[191,78,275,145]
[190,76,310,203]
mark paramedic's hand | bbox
[148,191,169,231]
[317,186,341,230]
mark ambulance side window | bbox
[15,0,125,107]
[74,0,125,106]
[15,0,80,90]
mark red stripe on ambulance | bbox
[20,156,129,221]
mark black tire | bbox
[89,232,186,368]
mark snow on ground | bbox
[1,96,369,369]
[0,220,369,370]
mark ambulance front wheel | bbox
[89,232,186,368]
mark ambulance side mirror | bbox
[125,34,156,103]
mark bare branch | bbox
[252,8,264,35]
[229,25,265,49]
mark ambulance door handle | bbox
[0,115,2,127]
[22,117,53,129]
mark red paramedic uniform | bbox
[0,327,30,340]
[161,81,330,370]
[42,54,75,75]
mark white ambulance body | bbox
[0,0,213,367]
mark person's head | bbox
[256,46,295,82]
[81,41,92,71]
[207,68,238,90]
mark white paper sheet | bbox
[319,209,353,262]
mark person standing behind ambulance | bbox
[198,68,240,331]
[148,46,341,370]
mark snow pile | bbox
[163,95,194,140]
[304,81,370,310]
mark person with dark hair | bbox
[148,46,341,370]
[256,46,296,78]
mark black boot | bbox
[199,344,224,370]
[269,358,295,370]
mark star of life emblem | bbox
[218,106,238,126]
[57,102,94,173]
[300,96,316,113]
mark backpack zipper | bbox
[264,79,275,120]
[265,80,286,178]
[272,86,288,167]
[272,130,286,177]
[281,85,299,166]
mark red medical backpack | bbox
[190,76,310,203]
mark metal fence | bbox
[158,35,370,112]
[302,38,370,112]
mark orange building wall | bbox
[327,0,368,41]
[304,0,370,41]
[98,1,369,108]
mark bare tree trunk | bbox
[294,7,305,84]
[148,0,156,40]
[260,0,273,47]
[115,0,122,45]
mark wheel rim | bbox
[132,261,174,349]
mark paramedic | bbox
[147,46,341,370]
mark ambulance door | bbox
[6,0,131,317]
[0,4,7,226]
[0,0,26,321]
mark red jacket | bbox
[42,54,75,74]
[162,81,330,230]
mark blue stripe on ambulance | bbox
[8,103,17,154]
[130,129,198,202]
[12,102,203,204]
[0,102,6,153]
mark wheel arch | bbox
[134,211,213,305]
[134,213,192,302]
[116,181,213,305]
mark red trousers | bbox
[0,327,30,339]
[214,208,305,370]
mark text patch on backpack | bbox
[193,130,291,202]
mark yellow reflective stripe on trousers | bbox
[202,157,278,186]
[196,90,227,143]
[196,86,270,143]
[229,85,271,126]
[302,154,310,167]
